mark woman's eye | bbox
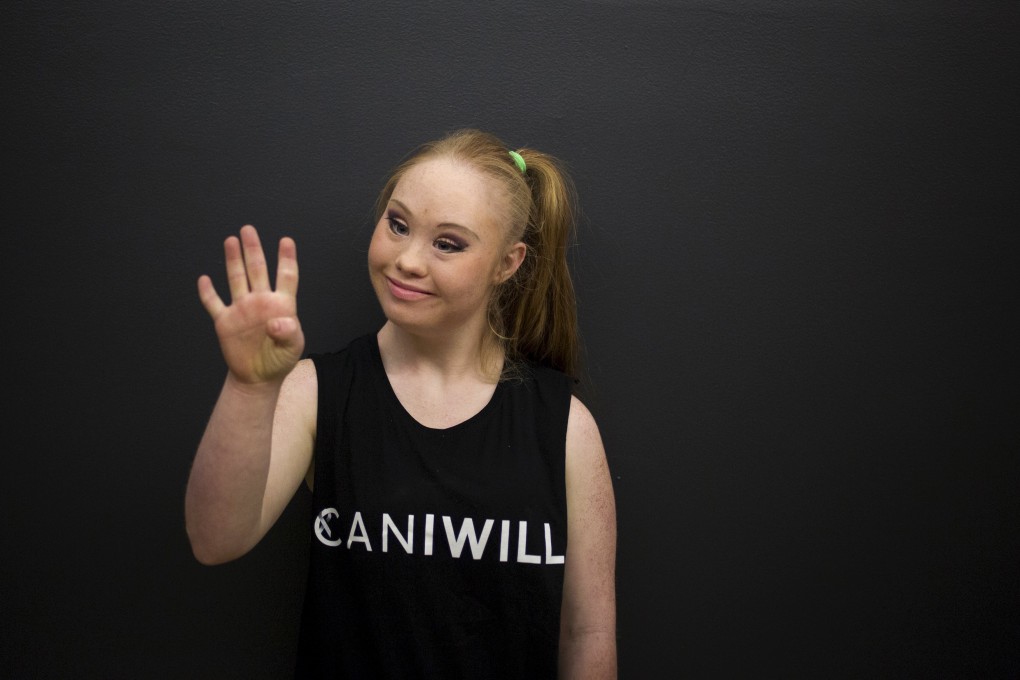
[434,238,466,253]
[386,217,409,236]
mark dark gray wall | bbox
[3,2,1017,677]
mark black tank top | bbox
[296,334,571,679]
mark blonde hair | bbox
[374,129,580,378]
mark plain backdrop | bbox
[2,2,1017,678]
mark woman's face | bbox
[368,156,525,339]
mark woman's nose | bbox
[395,241,427,276]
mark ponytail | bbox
[495,149,580,378]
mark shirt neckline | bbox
[367,332,505,434]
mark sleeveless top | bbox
[295,334,571,679]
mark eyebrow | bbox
[388,199,480,241]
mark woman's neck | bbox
[377,321,504,384]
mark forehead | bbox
[391,157,509,231]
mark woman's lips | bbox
[386,276,433,301]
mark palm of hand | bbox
[198,225,304,385]
[215,288,300,383]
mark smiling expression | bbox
[367,156,525,339]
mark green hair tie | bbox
[508,150,527,174]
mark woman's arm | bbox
[559,396,618,679]
[185,361,316,565]
[184,225,316,565]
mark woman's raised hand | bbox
[197,225,305,385]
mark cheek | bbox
[367,223,388,270]
[457,261,500,300]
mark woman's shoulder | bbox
[566,393,601,440]
[307,332,376,361]
[510,359,575,390]
[305,333,382,372]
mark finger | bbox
[240,224,271,292]
[266,316,305,352]
[275,236,299,298]
[224,235,249,302]
[197,274,226,319]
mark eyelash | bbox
[386,216,467,254]
[386,216,409,237]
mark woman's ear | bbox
[495,241,527,284]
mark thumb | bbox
[266,316,304,349]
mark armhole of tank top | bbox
[308,349,356,477]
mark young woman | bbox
[185,129,616,678]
